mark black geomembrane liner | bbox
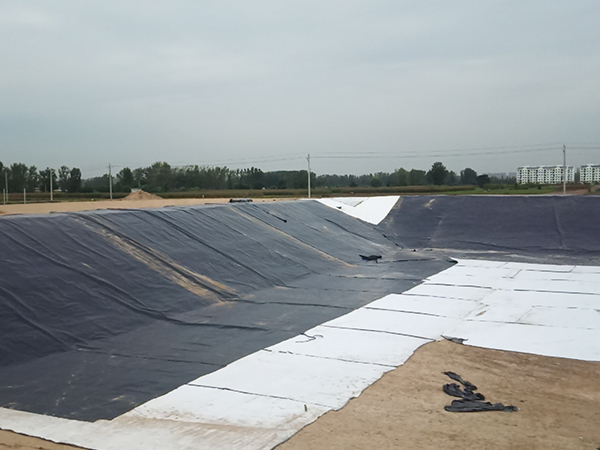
[379,195,600,257]
[0,200,448,421]
[3,196,597,422]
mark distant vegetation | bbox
[1,159,559,203]
[0,161,80,194]
[72,161,516,193]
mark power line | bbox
[170,154,306,168]
[313,143,600,161]
[19,142,597,179]
[314,147,561,160]
[318,143,567,156]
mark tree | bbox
[408,169,427,185]
[489,175,516,185]
[81,174,109,192]
[445,170,458,185]
[390,168,409,186]
[145,162,173,192]
[116,167,134,191]
[0,161,5,192]
[204,166,230,190]
[26,166,39,191]
[460,168,477,185]
[51,166,82,193]
[427,162,449,186]
[132,168,145,189]
[235,167,264,190]
[248,167,264,190]
[8,163,28,191]
[370,176,382,187]
[39,168,57,193]
[58,166,70,191]
[292,170,308,189]
[476,174,491,188]
[68,168,82,193]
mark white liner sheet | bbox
[317,196,399,225]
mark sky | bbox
[1,1,600,178]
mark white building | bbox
[516,165,575,184]
[580,164,600,184]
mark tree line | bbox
[0,161,82,193]
[1,159,512,194]
[82,161,513,193]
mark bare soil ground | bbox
[0,196,293,216]
[1,341,599,450]
[0,431,81,450]
[278,340,600,450]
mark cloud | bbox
[1,1,599,176]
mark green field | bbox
[2,183,591,205]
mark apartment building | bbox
[580,164,600,184]
[516,165,575,184]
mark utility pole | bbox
[109,163,113,200]
[24,188,26,204]
[307,153,311,199]
[4,170,8,205]
[50,169,53,202]
[563,145,566,195]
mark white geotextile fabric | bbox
[2,259,600,450]
[317,196,399,225]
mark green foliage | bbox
[116,167,134,192]
[476,174,491,188]
[26,166,39,192]
[427,162,449,186]
[58,166,70,192]
[445,170,458,185]
[68,168,82,193]
[8,163,27,191]
[82,174,110,192]
[489,175,516,185]
[460,168,477,185]
[370,176,382,187]
[409,169,427,185]
[389,168,409,186]
[54,166,83,193]
[38,168,57,193]
[0,159,529,199]
[146,162,173,192]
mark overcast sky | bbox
[1,1,599,177]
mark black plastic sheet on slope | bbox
[378,195,600,259]
[0,201,451,421]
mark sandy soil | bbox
[2,341,599,450]
[278,340,600,450]
[0,197,295,216]
[0,430,82,450]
